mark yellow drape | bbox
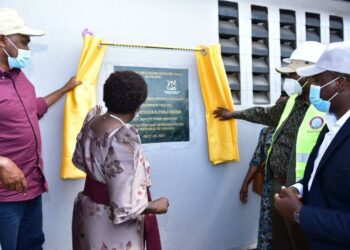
[60,35,107,179]
[196,44,240,165]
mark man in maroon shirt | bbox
[0,8,80,250]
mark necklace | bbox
[107,113,125,125]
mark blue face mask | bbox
[2,36,31,69]
[309,77,340,113]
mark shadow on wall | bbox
[228,243,257,250]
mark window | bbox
[306,13,321,42]
[329,15,344,42]
[219,1,241,104]
[251,5,269,104]
[280,9,296,88]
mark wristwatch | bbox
[293,207,302,224]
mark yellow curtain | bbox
[61,35,107,179]
[196,44,240,165]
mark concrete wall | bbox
[1,0,349,249]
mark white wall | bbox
[1,0,350,250]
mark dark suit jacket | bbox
[299,116,350,250]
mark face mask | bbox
[309,77,340,113]
[2,36,31,69]
[283,77,306,96]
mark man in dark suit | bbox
[274,41,350,250]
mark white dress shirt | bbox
[292,109,350,196]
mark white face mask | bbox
[283,77,307,96]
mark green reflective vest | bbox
[267,94,325,181]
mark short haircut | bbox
[341,74,350,83]
[103,71,148,114]
[329,71,350,83]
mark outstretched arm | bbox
[213,99,287,127]
[44,76,81,108]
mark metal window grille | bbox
[252,5,270,104]
[219,1,241,104]
[329,15,344,42]
[306,12,321,42]
[280,9,296,89]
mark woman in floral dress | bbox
[72,71,169,250]
[239,127,274,250]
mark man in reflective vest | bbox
[275,41,350,250]
[214,41,325,250]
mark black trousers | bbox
[270,178,309,250]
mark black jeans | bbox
[270,178,309,250]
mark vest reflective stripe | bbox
[296,153,310,163]
[266,95,325,181]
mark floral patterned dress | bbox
[72,107,151,250]
[250,127,274,250]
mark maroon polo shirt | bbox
[0,67,48,202]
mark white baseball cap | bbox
[276,41,326,73]
[297,41,350,77]
[0,8,45,36]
